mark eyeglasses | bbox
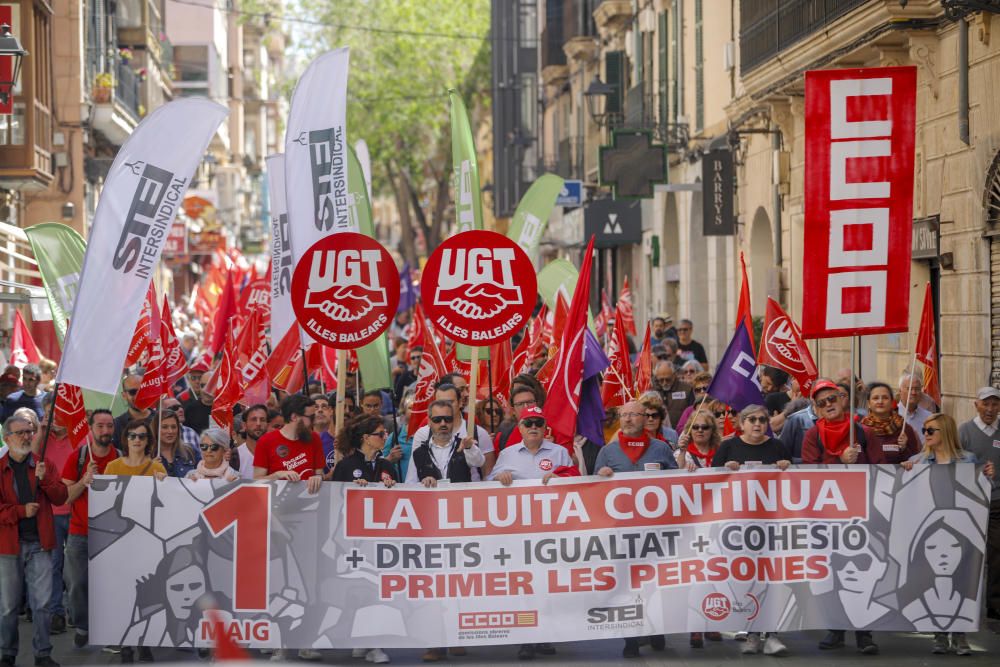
[368,431,388,439]
[831,552,873,570]
[430,416,454,424]
[713,411,731,419]
[126,432,149,441]
[512,399,536,408]
[745,415,768,425]
[521,418,546,428]
[677,327,692,333]
[644,412,662,420]
[8,428,35,438]
[484,409,503,416]
[124,388,139,396]
[814,395,842,407]
[620,412,644,419]
[200,443,223,452]
[693,386,708,394]
[922,427,940,436]
[690,424,712,432]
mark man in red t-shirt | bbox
[60,409,120,648]
[253,394,323,494]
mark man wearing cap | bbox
[180,361,213,434]
[958,387,1000,620]
[897,372,931,444]
[488,406,576,661]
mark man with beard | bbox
[112,373,153,449]
[403,401,482,486]
[652,361,693,429]
[61,410,121,649]
[1,413,68,667]
[1,363,45,421]
[234,404,268,480]
[252,395,323,494]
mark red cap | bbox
[189,354,212,373]
[810,379,839,398]
[0,372,18,385]
[519,406,545,422]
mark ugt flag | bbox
[706,321,765,414]
[58,98,228,394]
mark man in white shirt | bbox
[404,401,483,486]
[235,404,268,480]
[410,384,494,479]
[897,372,931,443]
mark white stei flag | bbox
[265,153,295,348]
[58,98,228,394]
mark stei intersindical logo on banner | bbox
[421,230,536,345]
[290,232,399,348]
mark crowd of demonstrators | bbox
[6,301,1000,665]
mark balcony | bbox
[117,0,165,61]
[91,61,141,145]
[613,81,690,152]
[740,0,870,74]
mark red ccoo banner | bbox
[802,66,916,339]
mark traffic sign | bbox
[555,180,583,207]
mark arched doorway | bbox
[750,207,774,314]
[984,151,1000,386]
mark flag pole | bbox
[335,349,347,436]
[300,345,310,394]
[487,357,495,433]
[467,346,479,436]
[683,393,710,438]
[156,394,163,460]
[849,335,857,451]
[37,382,59,462]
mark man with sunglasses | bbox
[404,401,482,488]
[0,414,68,667]
[800,380,877,654]
[112,373,153,450]
[413,383,496,478]
[252,395,323,494]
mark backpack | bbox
[77,445,123,477]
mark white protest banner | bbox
[58,98,228,394]
[89,465,989,649]
[266,153,295,348]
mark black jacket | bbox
[410,436,474,483]
[332,451,400,484]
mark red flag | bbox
[10,311,41,369]
[319,346,338,389]
[205,609,249,661]
[543,237,596,446]
[160,298,189,391]
[54,383,89,448]
[737,252,755,355]
[209,271,237,357]
[526,305,547,366]
[234,308,269,405]
[510,329,532,379]
[408,323,449,437]
[618,276,637,336]
[594,288,612,339]
[489,338,514,403]
[757,297,818,394]
[266,324,303,393]
[915,282,941,405]
[723,412,737,438]
[134,289,166,411]
[633,322,652,396]
[601,310,633,408]
[211,329,240,431]
[408,304,428,356]
[124,285,155,367]
[551,292,570,351]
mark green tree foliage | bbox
[292,0,490,262]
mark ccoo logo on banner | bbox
[290,232,399,348]
[801,66,916,338]
[421,230,536,345]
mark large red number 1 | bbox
[201,484,271,611]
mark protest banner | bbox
[266,154,295,349]
[801,66,916,339]
[89,465,990,649]
[57,98,228,395]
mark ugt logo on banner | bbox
[291,232,399,348]
[802,66,916,339]
[421,230,536,345]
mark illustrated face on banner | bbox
[166,565,206,621]
[421,230,536,346]
[291,232,399,348]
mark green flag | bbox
[348,146,393,390]
[507,174,564,255]
[24,223,118,411]
[450,90,483,234]
[538,259,595,332]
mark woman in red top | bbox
[860,382,920,464]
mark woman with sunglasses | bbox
[675,411,721,473]
[638,393,679,447]
[475,398,505,439]
[105,420,167,481]
[152,410,199,479]
[711,404,790,656]
[675,372,713,432]
[331,414,399,487]
[186,428,239,482]
[860,382,920,464]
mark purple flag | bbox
[397,262,416,313]
[577,329,609,445]
[706,321,765,413]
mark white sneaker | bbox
[298,649,322,661]
[734,631,748,641]
[352,648,369,659]
[741,633,762,654]
[763,635,788,657]
[366,648,390,664]
[270,649,287,662]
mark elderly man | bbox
[959,387,1000,620]
[1,414,68,667]
[651,362,693,428]
[897,372,931,443]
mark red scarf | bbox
[686,443,716,467]
[817,417,852,456]
[619,433,651,464]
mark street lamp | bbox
[0,23,27,106]
[583,76,617,127]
